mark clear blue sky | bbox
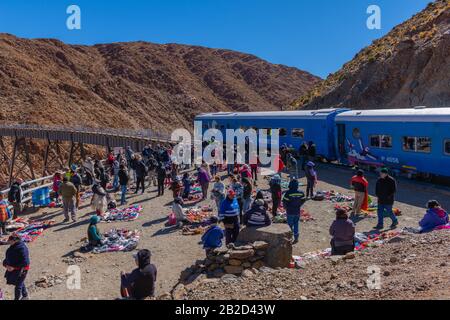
[0,0,430,78]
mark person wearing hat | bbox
[350,169,369,216]
[329,208,356,256]
[120,249,157,300]
[59,176,78,223]
[219,189,240,245]
[7,178,23,219]
[243,198,271,228]
[87,215,103,247]
[305,161,317,199]
[282,179,306,244]
[201,216,224,255]
[269,175,282,217]
[375,168,398,229]
[3,234,30,300]
[172,197,188,227]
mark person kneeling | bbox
[329,208,355,256]
[419,200,449,233]
[243,199,271,228]
[87,215,103,247]
[120,249,157,300]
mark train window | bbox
[352,128,361,139]
[279,128,287,137]
[370,135,392,149]
[292,129,305,138]
[402,136,431,153]
[444,140,450,155]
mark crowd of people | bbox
[1,140,448,300]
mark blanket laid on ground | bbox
[184,206,214,224]
[322,190,354,203]
[91,229,140,254]
[272,208,314,223]
[101,205,142,222]
[0,218,55,244]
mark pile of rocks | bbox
[180,241,270,281]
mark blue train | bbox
[195,107,450,179]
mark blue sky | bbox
[0,0,430,78]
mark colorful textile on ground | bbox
[0,218,55,244]
[80,191,94,202]
[102,205,142,222]
[323,190,354,203]
[184,206,214,224]
[182,225,208,236]
[92,229,140,254]
[272,208,314,223]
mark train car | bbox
[195,109,348,160]
[335,107,450,178]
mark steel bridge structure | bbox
[0,124,174,187]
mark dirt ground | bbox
[1,164,449,300]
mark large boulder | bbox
[237,224,293,268]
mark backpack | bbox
[8,185,19,203]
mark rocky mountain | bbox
[292,0,450,110]
[0,34,320,134]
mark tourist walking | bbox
[134,156,148,194]
[59,176,78,222]
[282,179,306,244]
[118,164,129,205]
[3,234,30,300]
[375,168,398,229]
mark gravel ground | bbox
[0,164,449,300]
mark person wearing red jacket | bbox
[350,169,369,216]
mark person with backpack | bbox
[0,193,12,236]
[243,199,272,228]
[8,179,23,219]
[118,164,129,206]
[59,176,78,223]
[3,234,30,300]
[282,179,306,244]
[120,249,157,300]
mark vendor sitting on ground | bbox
[419,200,449,233]
[243,199,272,228]
[254,190,269,210]
[87,215,103,247]
[201,216,224,256]
[120,249,157,300]
[329,208,355,256]
[172,197,189,227]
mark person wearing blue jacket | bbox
[282,179,306,244]
[219,189,240,245]
[419,200,449,233]
[201,217,224,255]
[3,234,30,300]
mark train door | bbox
[337,124,347,159]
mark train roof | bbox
[336,107,450,123]
[195,108,346,120]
